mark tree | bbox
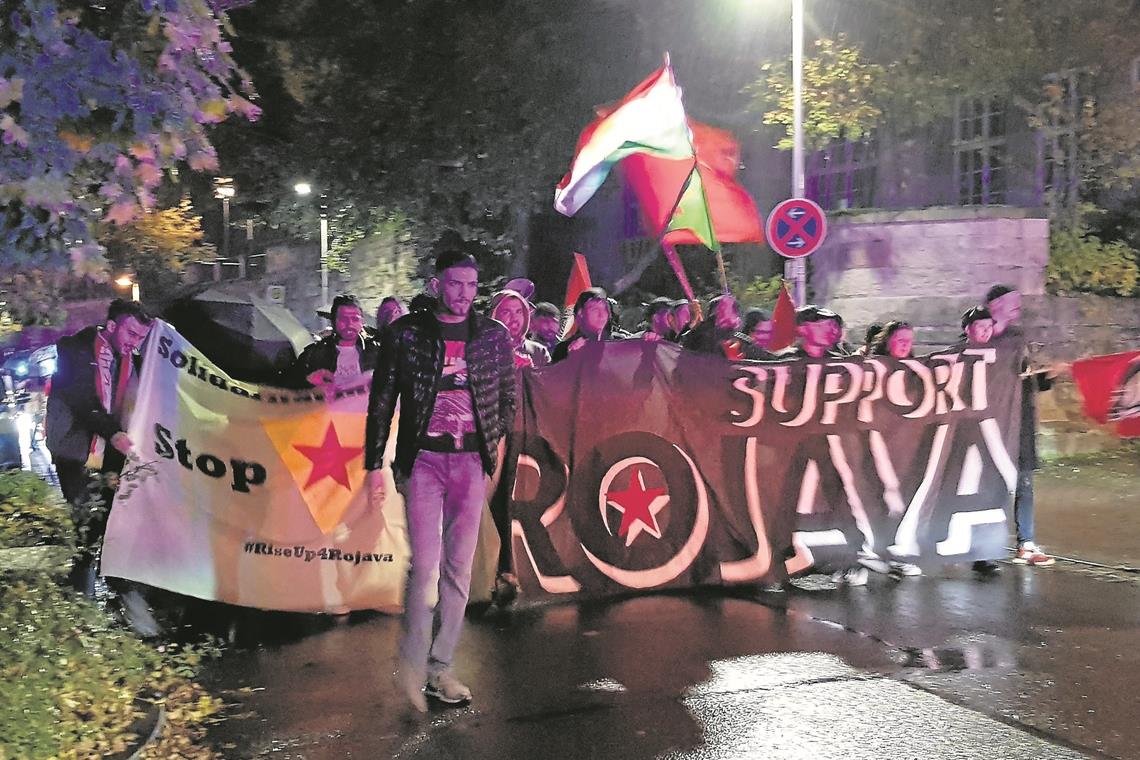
[0,0,258,321]
[210,0,640,281]
[99,197,214,300]
[744,35,889,152]
[746,2,1140,231]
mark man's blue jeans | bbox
[1014,470,1035,546]
[398,451,486,677]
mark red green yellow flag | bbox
[664,164,720,252]
[555,57,693,216]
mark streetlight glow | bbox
[114,274,140,301]
[294,182,312,196]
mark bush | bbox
[1047,226,1140,297]
[730,273,787,309]
[0,470,73,551]
[0,468,224,759]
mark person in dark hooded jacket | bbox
[489,289,550,369]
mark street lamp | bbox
[114,275,140,302]
[214,177,235,282]
[294,181,329,308]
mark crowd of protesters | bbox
[44,236,1066,711]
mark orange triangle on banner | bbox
[262,410,368,534]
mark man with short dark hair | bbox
[365,247,515,711]
[742,308,776,359]
[984,285,1066,567]
[637,297,677,342]
[292,294,379,387]
[47,299,159,631]
[529,302,562,353]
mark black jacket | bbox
[45,325,137,465]
[364,310,516,477]
[288,333,380,387]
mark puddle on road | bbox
[896,640,1015,672]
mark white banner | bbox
[102,321,413,613]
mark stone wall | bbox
[810,206,1049,347]
[808,207,1140,458]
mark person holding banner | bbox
[681,294,744,359]
[529,302,563,354]
[550,287,616,364]
[637,297,679,343]
[291,294,379,388]
[365,246,516,712]
[781,306,850,360]
[671,299,695,343]
[985,285,1067,567]
[46,298,160,635]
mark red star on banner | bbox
[292,423,363,491]
[607,466,668,539]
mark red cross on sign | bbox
[766,198,827,259]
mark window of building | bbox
[953,96,1006,205]
[805,138,877,211]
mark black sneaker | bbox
[972,560,1000,575]
[491,572,521,607]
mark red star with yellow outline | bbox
[607,466,668,541]
[292,423,362,491]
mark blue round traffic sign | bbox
[766,198,827,258]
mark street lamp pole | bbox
[214,178,235,283]
[294,182,329,307]
[320,204,329,308]
[785,0,807,306]
[221,195,230,281]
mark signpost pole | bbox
[784,0,807,306]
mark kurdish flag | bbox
[623,120,764,250]
[554,57,693,216]
[664,163,720,252]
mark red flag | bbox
[1071,350,1140,438]
[563,252,592,309]
[561,253,593,339]
[621,121,764,247]
[766,282,797,351]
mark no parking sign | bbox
[766,198,827,258]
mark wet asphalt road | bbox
[203,451,1140,760]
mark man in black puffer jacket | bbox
[364,247,515,712]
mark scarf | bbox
[87,330,131,468]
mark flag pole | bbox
[714,247,729,294]
[656,156,702,302]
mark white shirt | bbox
[334,344,361,381]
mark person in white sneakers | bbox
[985,285,1068,568]
[365,244,516,711]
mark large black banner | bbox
[510,336,1023,598]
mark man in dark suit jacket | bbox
[47,299,153,604]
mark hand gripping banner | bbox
[509,338,1024,598]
